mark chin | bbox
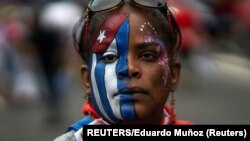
[135,105,153,118]
[135,104,163,121]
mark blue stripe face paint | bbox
[89,14,136,123]
[116,18,136,120]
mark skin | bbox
[81,5,180,125]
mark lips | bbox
[113,87,148,97]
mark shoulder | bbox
[174,120,193,125]
[164,106,193,125]
[53,131,77,141]
[53,116,93,141]
[67,116,93,132]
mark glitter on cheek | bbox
[158,56,168,66]
[162,74,168,87]
[156,43,169,67]
[157,47,170,87]
[161,60,170,87]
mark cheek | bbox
[161,64,170,87]
[104,61,119,95]
[158,67,170,88]
[157,49,171,87]
[144,64,169,89]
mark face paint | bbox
[140,21,157,36]
[89,13,136,124]
[140,20,171,87]
[156,40,170,87]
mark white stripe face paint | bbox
[89,16,136,123]
[90,54,113,122]
[104,39,122,120]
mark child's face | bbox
[87,12,174,124]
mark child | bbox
[54,0,191,140]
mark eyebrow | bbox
[134,42,160,49]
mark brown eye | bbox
[140,51,158,62]
[102,54,119,63]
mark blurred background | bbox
[0,0,249,141]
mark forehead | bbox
[91,13,129,53]
[89,9,168,53]
[124,6,168,36]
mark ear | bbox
[81,65,91,96]
[170,62,181,91]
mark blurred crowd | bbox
[168,0,250,78]
[0,0,249,120]
[169,0,250,56]
[0,0,89,121]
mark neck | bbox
[119,111,164,125]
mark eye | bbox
[102,52,119,63]
[139,51,158,62]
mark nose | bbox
[117,56,141,79]
[128,59,141,78]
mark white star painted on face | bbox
[97,30,107,43]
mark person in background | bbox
[54,0,191,140]
[31,1,82,122]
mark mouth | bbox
[113,87,148,97]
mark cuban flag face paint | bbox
[88,13,136,123]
